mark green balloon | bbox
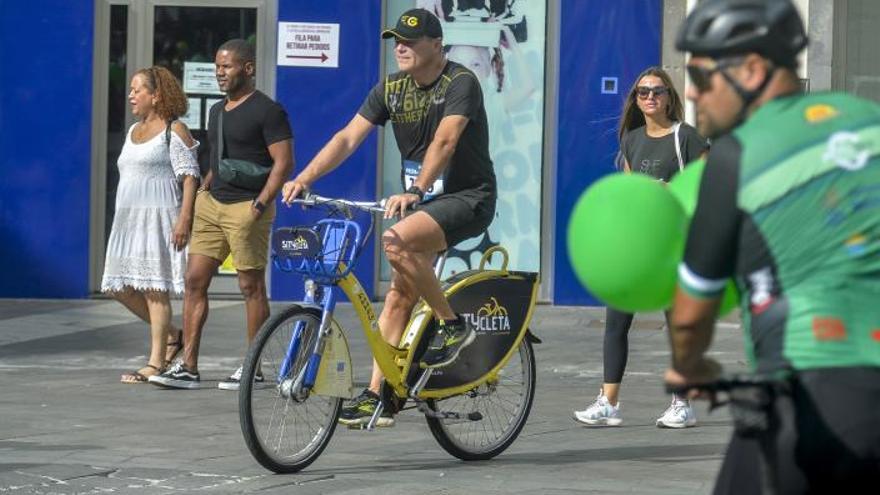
[668,158,706,217]
[668,159,740,316]
[567,174,687,312]
[719,280,739,316]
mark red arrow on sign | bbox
[287,52,328,63]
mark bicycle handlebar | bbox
[291,193,387,214]
[665,373,782,396]
[291,192,421,215]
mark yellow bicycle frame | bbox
[335,248,539,401]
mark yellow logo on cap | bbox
[805,104,839,123]
[402,15,419,27]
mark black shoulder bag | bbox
[217,107,270,191]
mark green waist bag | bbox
[217,105,270,191]
[219,158,269,191]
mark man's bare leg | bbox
[237,268,270,345]
[182,254,221,372]
[369,270,420,393]
[382,211,454,319]
[366,211,453,391]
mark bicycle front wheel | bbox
[239,306,342,473]
[426,336,536,461]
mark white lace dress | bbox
[101,124,200,294]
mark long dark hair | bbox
[618,67,684,143]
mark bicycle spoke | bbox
[241,309,342,471]
[430,340,534,456]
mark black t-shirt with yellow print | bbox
[358,60,496,199]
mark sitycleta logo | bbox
[281,235,309,252]
[463,297,511,333]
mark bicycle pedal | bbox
[365,401,385,430]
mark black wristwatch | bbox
[252,199,266,213]
[405,185,425,201]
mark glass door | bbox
[90,0,277,294]
[151,5,260,292]
[834,0,880,102]
[152,5,258,174]
[104,4,130,248]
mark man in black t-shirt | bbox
[151,39,294,391]
[282,8,496,427]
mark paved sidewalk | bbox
[0,299,747,494]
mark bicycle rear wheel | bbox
[425,336,536,460]
[239,306,342,473]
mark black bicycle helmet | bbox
[676,0,808,68]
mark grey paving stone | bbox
[0,300,746,494]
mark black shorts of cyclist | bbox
[713,368,880,495]
[418,185,495,248]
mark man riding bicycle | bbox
[665,0,880,492]
[281,8,496,427]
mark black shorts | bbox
[713,368,880,494]
[418,188,496,247]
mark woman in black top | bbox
[574,67,707,428]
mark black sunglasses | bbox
[686,58,745,92]
[636,86,669,98]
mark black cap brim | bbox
[381,29,417,40]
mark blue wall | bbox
[271,1,382,300]
[0,1,661,303]
[0,0,94,298]
[553,0,662,305]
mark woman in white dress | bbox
[101,66,200,383]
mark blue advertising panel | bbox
[0,0,663,304]
[0,0,94,298]
[553,0,663,305]
[271,1,382,300]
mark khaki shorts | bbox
[189,191,275,271]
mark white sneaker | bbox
[573,392,622,426]
[655,397,697,428]
[218,366,264,391]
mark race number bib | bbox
[403,160,445,201]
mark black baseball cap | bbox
[381,8,443,40]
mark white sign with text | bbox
[180,97,202,129]
[183,62,221,95]
[277,22,340,68]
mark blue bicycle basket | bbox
[272,219,363,283]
